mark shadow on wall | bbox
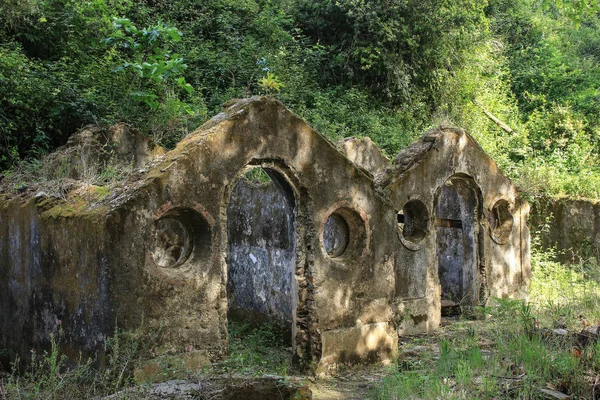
[150,207,213,271]
[491,198,529,299]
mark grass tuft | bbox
[371,245,600,399]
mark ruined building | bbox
[0,97,530,371]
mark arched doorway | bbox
[226,165,298,350]
[434,175,483,315]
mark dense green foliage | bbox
[1,0,600,198]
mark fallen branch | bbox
[492,373,526,380]
[473,100,516,135]
[538,387,571,399]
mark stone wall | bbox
[381,129,530,334]
[0,97,529,373]
[0,98,401,372]
[530,197,600,264]
[336,137,389,176]
[0,196,111,367]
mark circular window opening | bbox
[151,217,191,268]
[324,213,350,257]
[322,207,367,260]
[399,199,429,244]
[149,207,212,270]
[488,199,514,244]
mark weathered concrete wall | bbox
[0,97,399,371]
[336,137,389,176]
[226,174,296,328]
[530,197,600,264]
[0,98,529,374]
[0,196,111,367]
[379,128,529,334]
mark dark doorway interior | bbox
[226,167,297,346]
[435,176,481,315]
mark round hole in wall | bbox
[324,213,350,257]
[151,217,191,268]
[488,199,514,244]
[150,207,212,269]
[322,207,367,260]
[399,199,430,244]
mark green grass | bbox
[370,247,600,399]
[529,249,600,327]
[3,242,599,399]
[212,320,293,376]
[372,318,599,399]
[0,324,158,399]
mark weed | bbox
[0,321,161,399]
[258,72,284,95]
[244,167,272,184]
[92,185,110,199]
[2,330,94,399]
[371,245,600,399]
[213,320,292,376]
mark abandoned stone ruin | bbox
[0,97,530,372]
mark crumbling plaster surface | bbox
[336,137,390,177]
[378,128,530,334]
[0,97,400,370]
[530,197,600,265]
[0,196,111,366]
[0,97,529,372]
